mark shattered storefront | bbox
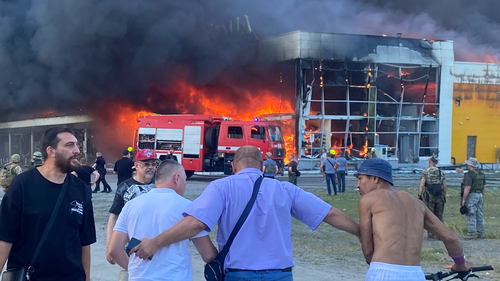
[259,31,454,164]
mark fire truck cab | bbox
[134,114,286,178]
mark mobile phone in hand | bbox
[124,237,154,260]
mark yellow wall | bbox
[452,83,500,163]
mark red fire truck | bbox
[133,114,286,178]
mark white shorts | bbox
[365,262,425,281]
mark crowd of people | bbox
[0,127,489,281]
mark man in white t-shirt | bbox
[109,160,217,281]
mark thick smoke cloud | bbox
[0,0,498,118]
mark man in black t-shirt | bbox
[105,149,157,270]
[113,150,134,186]
[92,152,112,193]
[74,158,100,198]
[0,127,96,281]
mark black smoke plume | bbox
[1,0,499,119]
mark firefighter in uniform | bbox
[461,157,486,239]
[418,155,446,239]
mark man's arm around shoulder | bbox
[131,215,208,260]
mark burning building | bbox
[0,30,499,168]
[257,31,448,166]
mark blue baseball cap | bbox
[354,158,394,185]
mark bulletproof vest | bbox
[469,170,486,193]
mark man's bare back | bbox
[359,189,426,266]
[355,158,471,280]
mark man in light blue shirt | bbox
[131,146,360,281]
[335,152,348,193]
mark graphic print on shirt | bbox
[70,200,84,215]
[123,183,155,204]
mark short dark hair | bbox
[123,150,130,156]
[40,127,76,160]
[80,157,87,165]
[155,160,182,183]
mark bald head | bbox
[233,146,263,172]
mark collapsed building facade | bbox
[259,31,478,167]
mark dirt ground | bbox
[1,171,498,281]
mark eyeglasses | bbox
[139,162,157,168]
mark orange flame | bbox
[360,139,369,156]
[177,81,293,121]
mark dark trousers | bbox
[95,173,112,192]
[326,173,337,195]
[337,171,346,192]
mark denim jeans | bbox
[225,269,293,281]
[336,171,346,192]
[326,173,337,195]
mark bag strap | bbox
[327,159,335,168]
[27,175,70,276]
[218,176,263,259]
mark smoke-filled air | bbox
[1,0,498,129]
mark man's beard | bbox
[55,152,80,173]
[144,169,155,180]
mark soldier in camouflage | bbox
[30,151,44,169]
[418,156,447,239]
[461,157,486,239]
[1,154,23,193]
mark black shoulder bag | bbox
[204,177,263,281]
[2,176,69,281]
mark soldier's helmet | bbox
[11,154,20,163]
[33,151,43,159]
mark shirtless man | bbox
[356,158,472,281]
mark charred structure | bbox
[259,31,450,165]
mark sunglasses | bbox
[139,162,157,168]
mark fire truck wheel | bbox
[205,127,218,150]
[185,170,195,179]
